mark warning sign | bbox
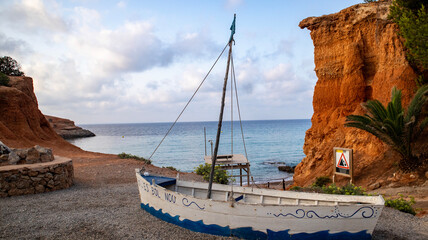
[337,153,349,169]
[333,148,352,176]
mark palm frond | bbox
[405,84,428,123]
[365,100,388,122]
[387,87,403,120]
[345,85,427,171]
[345,115,395,146]
[413,117,428,140]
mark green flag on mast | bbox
[229,14,236,43]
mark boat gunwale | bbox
[136,171,385,206]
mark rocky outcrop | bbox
[0,142,54,166]
[278,165,295,173]
[0,76,82,153]
[45,115,95,139]
[295,1,426,188]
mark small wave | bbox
[262,159,286,165]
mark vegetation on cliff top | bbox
[389,0,427,85]
[0,73,10,87]
[0,56,24,76]
[345,85,428,171]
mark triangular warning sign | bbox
[337,153,349,169]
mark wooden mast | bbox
[207,14,235,199]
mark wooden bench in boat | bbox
[204,154,250,186]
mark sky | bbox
[0,0,362,124]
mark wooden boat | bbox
[136,15,384,239]
[136,171,384,239]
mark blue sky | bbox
[0,0,362,124]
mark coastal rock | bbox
[35,145,54,162]
[0,141,11,154]
[8,151,19,165]
[295,1,426,187]
[0,76,83,152]
[26,147,40,164]
[368,182,381,190]
[1,145,54,166]
[278,165,295,173]
[0,154,8,163]
[14,148,28,159]
[45,115,95,139]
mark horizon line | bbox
[78,118,311,125]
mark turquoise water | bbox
[68,119,311,182]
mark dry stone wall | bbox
[0,156,73,197]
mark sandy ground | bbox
[1,150,427,239]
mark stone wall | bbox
[0,156,73,197]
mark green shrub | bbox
[289,183,368,196]
[194,163,229,184]
[0,73,10,86]
[163,166,178,171]
[312,176,332,187]
[118,152,151,165]
[322,183,367,195]
[385,195,416,215]
[0,56,24,76]
[289,186,302,191]
[389,1,427,71]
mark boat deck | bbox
[161,177,384,206]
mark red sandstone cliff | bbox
[295,1,427,188]
[0,76,83,155]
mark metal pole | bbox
[210,140,213,157]
[204,127,207,156]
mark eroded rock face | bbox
[294,1,425,187]
[45,115,95,139]
[0,76,83,153]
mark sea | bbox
[68,119,311,183]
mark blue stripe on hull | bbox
[140,203,372,240]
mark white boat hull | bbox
[136,171,384,239]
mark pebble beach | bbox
[1,153,427,240]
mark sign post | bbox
[333,147,353,184]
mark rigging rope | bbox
[230,54,234,194]
[230,54,258,188]
[147,43,229,162]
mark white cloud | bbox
[117,1,126,8]
[0,1,221,122]
[0,33,32,57]
[225,0,244,9]
[0,0,317,123]
[0,0,68,33]
[263,63,309,103]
